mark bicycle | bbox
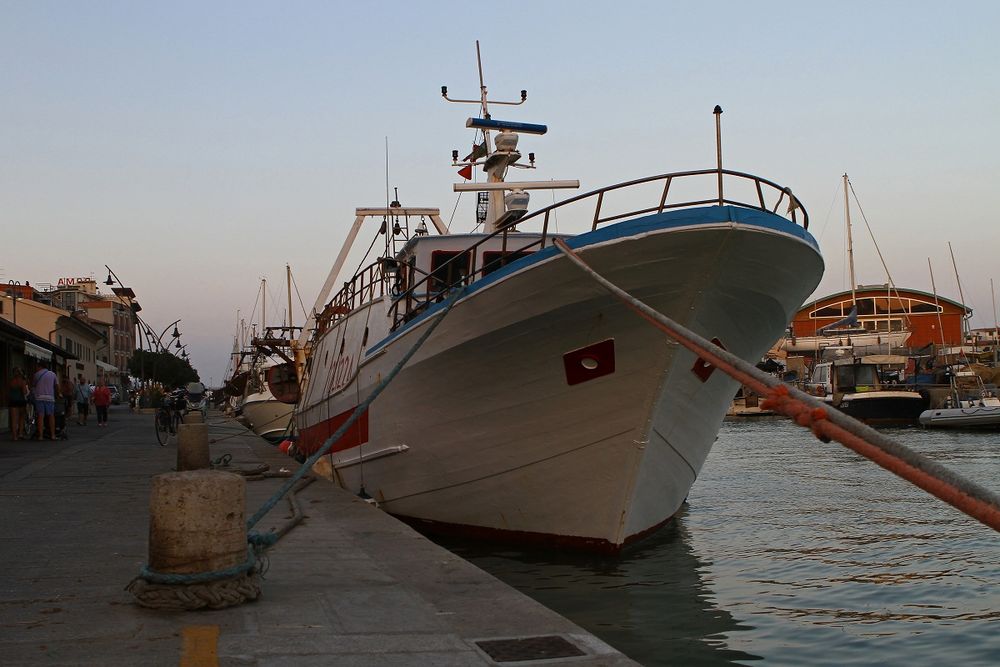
[154,391,186,446]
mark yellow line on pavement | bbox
[180,625,219,667]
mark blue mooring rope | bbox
[134,286,466,586]
[247,286,467,529]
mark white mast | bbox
[286,263,293,330]
[443,41,578,233]
[260,277,266,335]
[843,173,857,307]
[948,241,971,347]
[992,277,998,364]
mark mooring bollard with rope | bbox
[126,285,468,610]
[551,238,1000,532]
[126,470,265,610]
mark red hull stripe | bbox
[299,406,369,455]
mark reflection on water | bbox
[433,420,1000,666]
[436,513,761,666]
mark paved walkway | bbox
[0,407,636,665]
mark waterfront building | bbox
[0,318,77,433]
[788,284,969,349]
[0,291,106,383]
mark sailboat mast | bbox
[843,173,857,305]
[261,278,266,335]
[928,258,947,348]
[947,241,971,347]
[992,277,998,364]
[286,264,293,330]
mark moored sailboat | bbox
[293,46,825,551]
[780,174,910,353]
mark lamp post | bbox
[6,280,20,326]
[155,319,182,352]
[103,265,141,388]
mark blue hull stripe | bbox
[365,205,818,355]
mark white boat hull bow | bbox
[297,206,823,551]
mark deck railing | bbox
[327,169,808,332]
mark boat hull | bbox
[297,206,823,550]
[919,405,1000,429]
[242,393,294,441]
[830,390,928,426]
[779,330,910,353]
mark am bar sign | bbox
[56,277,96,286]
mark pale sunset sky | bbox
[2,1,998,384]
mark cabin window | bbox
[890,319,904,332]
[811,303,845,318]
[482,250,534,276]
[429,250,472,294]
[855,365,877,386]
[835,364,855,389]
[813,366,829,385]
[909,300,942,314]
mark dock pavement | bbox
[0,406,637,666]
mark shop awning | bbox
[24,341,53,361]
[96,360,118,373]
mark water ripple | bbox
[435,420,1000,666]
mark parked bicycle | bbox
[154,389,187,446]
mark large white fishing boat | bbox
[293,47,824,551]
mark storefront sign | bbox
[56,277,96,287]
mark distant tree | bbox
[127,349,199,387]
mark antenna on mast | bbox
[442,41,574,232]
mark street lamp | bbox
[103,265,141,386]
[6,280,20,326]
[155,319,182,352]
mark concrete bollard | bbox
[183,411,204,424]
[176,423,210,471]
[148,470,246,574]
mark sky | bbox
[2,1,999,385]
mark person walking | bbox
[75,375,92,426]
[93,379,111,427]
[31,360,58,441]
[8,368,28,440]
[59,374,74,424]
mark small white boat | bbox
[242,385,294,441]
[919,371,1000,429]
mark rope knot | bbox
[761,386,832,443]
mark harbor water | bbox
[434,419,1000,665]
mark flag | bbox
[457,164,473,180]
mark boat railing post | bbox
[714,105,724,206]
[592,191,604,231]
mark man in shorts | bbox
[32,360,58,441]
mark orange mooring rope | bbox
[552,238,1000,532]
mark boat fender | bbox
[831,392,844,407]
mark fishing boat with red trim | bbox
[290,46,824,552]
